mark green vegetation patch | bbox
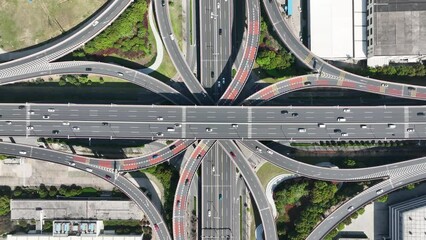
[141,163,179,230]
[256,162,289,189]
[274,178,370,239]
[79,0,152,60]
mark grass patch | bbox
[150,50,177,80]
[0,0,106,51]
[256,162,289,189]
[169,0,183,50]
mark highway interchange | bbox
[2,0,426,239]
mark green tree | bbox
[311,181,338,204]
[13,186,23,197]
[344,159,356,168]
[406,183,416,190]
[38,184,48,198]
[48,186,58,197]
[0,196,10,216]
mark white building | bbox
[308,0,367,61]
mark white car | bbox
[298,128,306,133]
[157,116,163,121]
[376,189,383,194]
[341,132,348,137]
[6,121,11,125]
[68,161,76,166]
[212,165,215,172]
[156,132,164,137]
[388,124,396,129]
[206,128,213,132]
[92,20,99,26]
[255,146,262,152]
[170,33,175,41]
[208,209,212,217]
[26,126,34,130]
[337,117,346,122]
[19,150,27,155]
[347,206,354,212]
[42,115,50,119]
[343,108,350,113]
[117,72,124,76]
[318,123,326,128]
[360,124,367,129]
[231,124,238,128]
[28,110,35,115]
[85,168,93,172]
[267,149,273,155]
[48,108,55,113]
[381,83,388,87]
[174,123,182,128]
[407,128,415,132]
[62,122,70,126]
[72,126,80,131]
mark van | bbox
[167,127,175,132]
[318,123,326,128]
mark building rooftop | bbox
[10,200,144,220]
[372,0,426,56]
[389,195,426,239]
[308,0,367,60]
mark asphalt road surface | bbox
[0,141,171,240]
[2,104,426,140]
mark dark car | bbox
[219,28,222,35]
[334,129,342,133]
[185,178,189,185]
[154,224,159,231]
[196,154,202,160]
[161,0,165,6]
[291,113,299,117]
[169,145,176,150]
[417,112,425,116]
[230,151,236,158]
[18,105,25,110]
[52,130,59,134]
[105,175,111,180]
[152,154,159,159]
[211,71,214,78]
[102,122,109,126]
[281,110,288,114]
[85,68,92,71]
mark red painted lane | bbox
[98,160,113,168]
[367,84,380,92]
[247,46,257,60]
[388,88,402,96]
[251,21,260,34]
[73,155,88,163]
[122,159,137,171]
[416,92,426,99]
[342,81,356,88]
[239,70,249,83]
[149,155,164,165]
[172,143,187,155]
[289,77,302,85]
[180,170,192,183]
[260,87,275,100]
[317,79,330,85]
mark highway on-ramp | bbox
[0,141,171,240]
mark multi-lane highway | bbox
[201,144,236,239]
[0,141,171,240]
[153,0,212,105]
[219,140,277,240]
[199,0,232,101]
[3,104,426,140]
